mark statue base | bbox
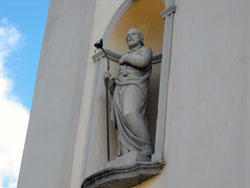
[107,151,151,168]
[81,161,165,188]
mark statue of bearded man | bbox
[105,27,153,162]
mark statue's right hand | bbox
[119,54,128,64]
[103,71,111,80]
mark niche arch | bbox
[82,0,176,187]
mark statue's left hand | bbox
[119,54,128,64]
[103,71,111,80]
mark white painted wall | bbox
[17,0,96,188]
[18,0,250,188]
[166,0,250,188]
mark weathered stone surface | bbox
[81,161,165,188]
[105,28,154,160]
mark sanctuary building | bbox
[18,0,250,188]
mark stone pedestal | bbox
[81,161,165,188]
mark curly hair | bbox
[126,27,144,46]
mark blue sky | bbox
[0,1,49,188]
[0,0,49,109]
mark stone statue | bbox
[104,27,153,164]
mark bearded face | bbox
[126,29,141,48]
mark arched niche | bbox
[107,0,165,158]
[108,0,164,54]
[82,0,176,187]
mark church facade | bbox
[18,0,250,188]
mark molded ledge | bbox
[92,49,162,64]
[81,161,165,188]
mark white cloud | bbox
[0,18,29,188]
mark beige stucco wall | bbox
[165,0,250,188]
[18,0,250,188]
[78,0,250,187]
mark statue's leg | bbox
[118,141,130,155]
[122,85,152,156]
[113,86,131,156]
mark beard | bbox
[128,39,140,48]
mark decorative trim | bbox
[92,49,106,62]
[92,49,162,65]
[160,5,176,19]
[81,161,165,188]
[152,54,162,64]
[152,0,176,162]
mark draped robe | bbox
[110,46,153,157]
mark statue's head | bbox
[126,27,144,49]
